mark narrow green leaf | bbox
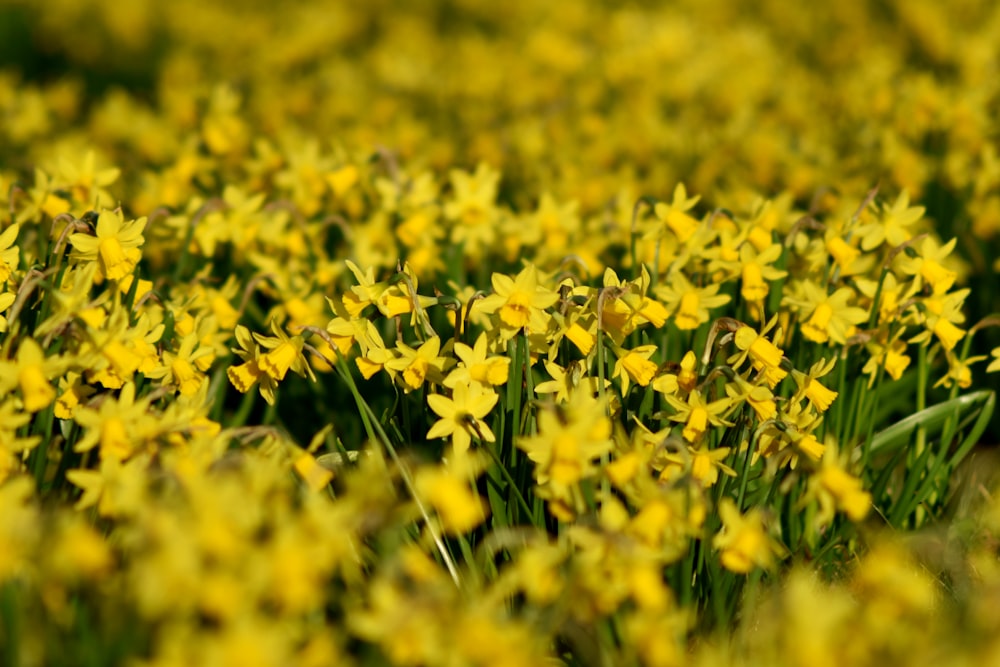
[869,390,994,457]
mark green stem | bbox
[915,344,929,462]
[483,438,536,524]
[333,352,462,588]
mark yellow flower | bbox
[653,183,701,243]
[0,337,65,413]
[253,320,314,383]
[796,434,826,462]
[146,332,213,397]
[665,389,734,444]
[894,236,959,295]
[713,499,781,573]
[547,303,597,358]
[0,291,15,332]
[415,459,489,535]
[724,374,777,422]
[654,271,731,331]
[804,377,838,412]
[534,360,610,404]
[660,443,736,487]
[518,391,613,495]
[864,335,911,383]
[825,236,860,272]
[426,381,499,455]
[385,336,451,391]
[931,317,965,352]
[594,267,670,340]
[444,162,501,258]
[613,344,659,394]
[739,243,786,311]
[0,223,20,285]
[48,517,113,583]
[227,324,279,404]
[477,264,558,333]
[228,359,262,393]
[73,382,171,462]
[792,284,868,345]
[732,318,788,388]
[444,332,510,389]
[820,466,870,521]
[259,339,301,380]
[857,190,924,250]
[293,451,334,492]
[987,346,1000,373]
[0,403,40,483]
[66,454,151,519]
[792,357,839,413]
[68,208,146,281]
[855,271,919,325]
[54,372,96,420]
[809,446,871,525]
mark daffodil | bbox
[0,337,67,413]
[738,242,786,317]
[254,320,314,382]
[724,373,777,422]
[146,332,214,396]
[518,391,613,493]
[81,309,163,389]
[0,223,20,285]
[0,403,40,483]
[934,350,987,390]
[791,358,839,413]
[730,316,789,388]
[65,454,150,517]
[546,302,597,359]
[54,149,120,209]
[444,332,510,389]
[477,264,559,334]
[594,267,670,340]
[713,499,782,573]
[440,162,502,262]
[654,270,731,331]
[894,235,960,295]
[227,324,277,404]
[987,346,1000,373]
[664,389,734,443]
[808,446,872,525]
[660,443,736,487]
[919,289,970,349]
[54,371,96,420]
[73,382,172,462]
[385,336,451,391]
[415,457,489,535]
[788,282,868,345]
[856,190,924,250]
[652,183,702,243]
[824,233,865,275]
[863,333,912,384]
[534,360,609,404]
[0,291,16,333]
[68,208,146,281]
[612,344,659,394]
[855,270,919,325]
[426,381,499,455]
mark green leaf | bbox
[869,390,994,458]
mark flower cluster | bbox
[1,1,1000,666]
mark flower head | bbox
[69,209,146,281]
[426,382,499,455]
